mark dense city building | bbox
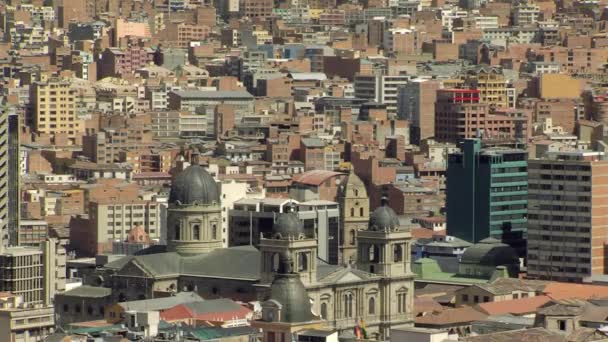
[4,0,608,339]
[528,151,608,282]
[447,139,528,255]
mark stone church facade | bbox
[80,165,414,340]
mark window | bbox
[63,304,68,312]
[350,230,355,245]
[369,245,379,263]
[397,292,407,313]
[271,253,280,272]
[174,224,180,240]
[483,296,489,302]
[192,224,200,240]
[75,304,81,313]
[344,293,353,318]
[351,208,355,217]
[462,294,469,302]
[558,319,566,331]
[298,253,308,272]
[474,296,479,303]
[360,207,364,217]
[212,224,217,240]
[394,244,403,262]
[368,297,375,315]
[321,303,327,319]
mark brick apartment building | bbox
[98,47,154,79]
[528,151,608,282]
[435,89,514,143]
[69,200,164,256]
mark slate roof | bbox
[60,286,112,298]
[184,298,249,315]
[118,292,204,312]
[180,246,260,280]
[113,246,261,281]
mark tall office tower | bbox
[30,78,82,145]
[397,79,440,144]
[0,107,19,249]
[7,114,19,246]
[0,109,8,250]
[527,151,608,282]
[446,139,528,255]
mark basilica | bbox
[88,164,415,339]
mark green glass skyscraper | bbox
[446,139,528,252]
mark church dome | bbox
[266,252,315,323]
[460,237,519,267]
[272,211,305,239]
[169,165,219,205]
[368,199,400,231]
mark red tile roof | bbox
[475,295,551,316]
[292,170,344,186]
[160,304,195,322]
[415,296,444,315]
[543,282,608,300]
[159,302,252,323]
[412,228,446,239]
[415,306,487,326]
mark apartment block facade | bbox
[397,79,440,144]
[435,89,514,143]
[70,200,164,256]
[527,151,608,282]
[30,78,83,144]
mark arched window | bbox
[350,229,356,245]
[360,207,364,217]
[350,207,355,217]
[271,253,280,272]
[397,291,408,313]
[354,189,359,196]
[344,293,353,318]
[174,225,180,240]
[212,224,217,240]
[192,224,200,240]
[368,297,375,315]
[394,244,403,262]
[298,253,308,272]
[369,245,379,262]
[321,302,327,319]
